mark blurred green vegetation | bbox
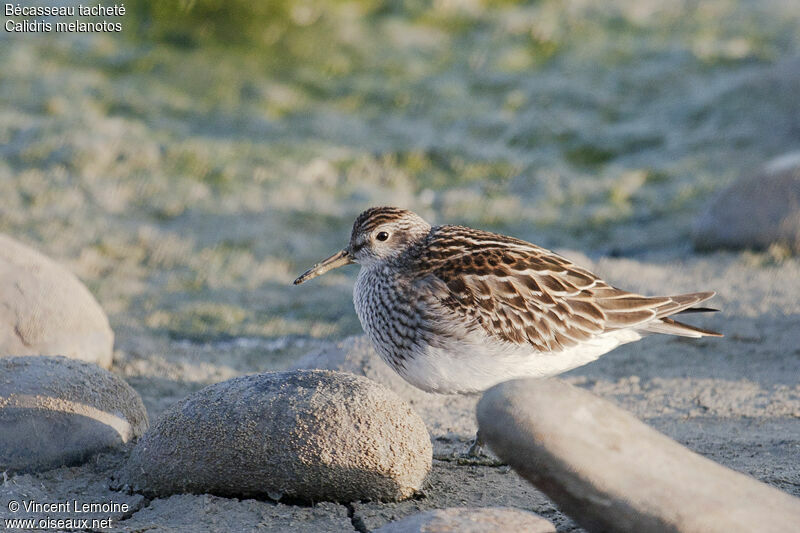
[129,1,322,48]
[128,0,377,61]
[127,0,501,48]
[2,0,799,347]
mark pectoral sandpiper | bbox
[294,206,721,453]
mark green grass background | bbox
[1,0,798,352]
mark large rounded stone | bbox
[0,234,114,368]
[121,370,432,502]
[477,378,800,533]
[0,356,149,473]
[374,507,555,533]
[693,152,800,253]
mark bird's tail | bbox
[641,291,723,338]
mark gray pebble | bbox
[0,234,114,368]
[693,152,800,253]
[0,356,148,473]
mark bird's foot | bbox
[466,436,485,458]
[456,431,505,467]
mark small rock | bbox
[0,234,114,368]
[120,370,431,502]
[693,152,800,253]
[0,356,149,473]
[373,507,555,533]
[477,378,800,533]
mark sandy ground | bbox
[2,250,798,532]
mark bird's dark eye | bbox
[376,231,390,242]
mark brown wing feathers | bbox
[418,226,720,350]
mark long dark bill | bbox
[293,249,354,285]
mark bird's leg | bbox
[457,430,505,466]
[466,430,485,458]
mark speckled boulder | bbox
[0,356,149,473]
[121,370,432,502]
[693,152,800,253]
[374,507,555,533]
[0,234,114,368]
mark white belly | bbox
[392,328,642,394]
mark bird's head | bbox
[293,206,431,284]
